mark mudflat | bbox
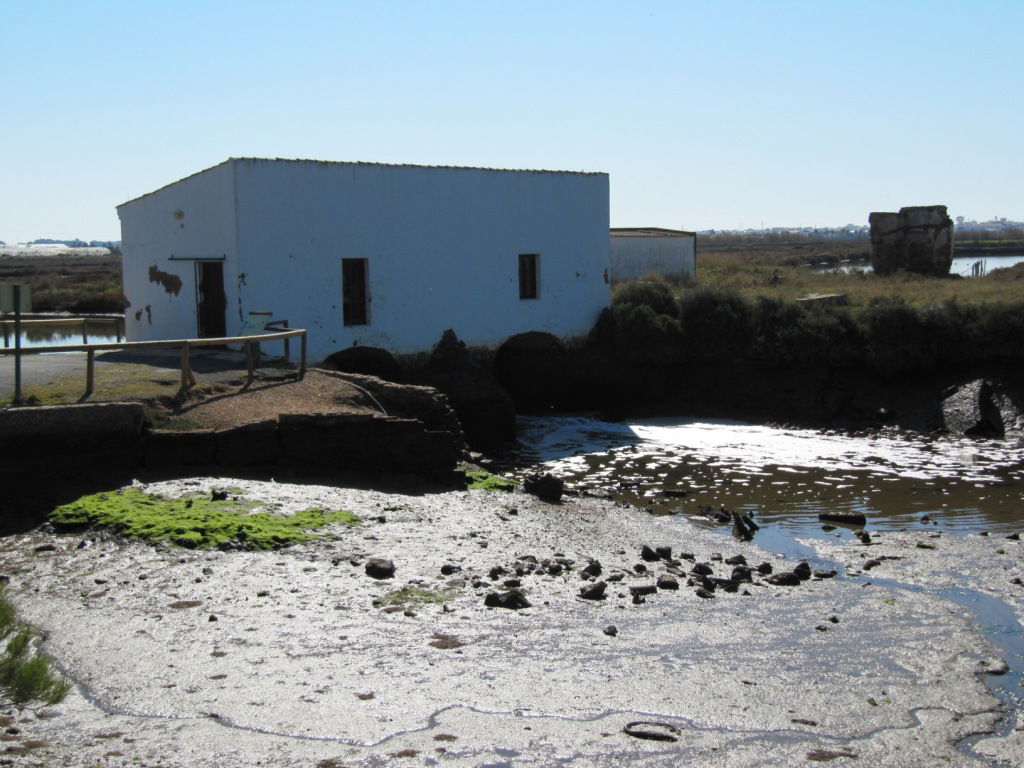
[1,477,1020,767]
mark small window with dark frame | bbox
[342,258,368,326]
[519,253,539,299]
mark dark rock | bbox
[654,546,672,561]
[440,563,461,576]
[725,554,747,566]
[813,569,838,579]
[863,558,883,571]
[656,575,679,591]
[793,562,812,581]
[712,578,739,593]
[33,543,57,553]
[633,563,648,574]
[488,565,506,580]
[765,572,801,586]
[710,553,723,562]
[821,524,836,532]
[322,346,401,381]
[603,624,618,637]
[640,545,660,562]
[677,552,695,561]
[691,562,714,576]
[695,587,715,599]
[364,558,395,579]
[606,572,624,583]
[730,566,753,583]
[523,472,565,503]
[1007,533,1021,541]
[581,560,603,578]
[503,578,521,589]
[857,531,872,544]
[546,563,563,576]
[942,379,1004,437]
[580,581,607,601]
[818,512,867,526]
[484,590,531,610]
[629,584,658,597]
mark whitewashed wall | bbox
[117,162,238,342]
[231,159,610,359]
[610,234,696,282]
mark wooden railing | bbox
[0,329,306,400]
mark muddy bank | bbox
[0,478,1019,766]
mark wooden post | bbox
[244,342,255,389]
[82,318,89,345]
[117,316,124,342]
[299,332,306,380]
[180,342,192,394]
[85,349,95,396]
[2,320,8,349]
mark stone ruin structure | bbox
[868,205,954,276]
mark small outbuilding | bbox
[117,158,610,361]
[609,227,696,283]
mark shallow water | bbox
[821,253,1024,276]
[1,320,119,349]
[513,415,1024,535]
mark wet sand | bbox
[1,477,1021,766]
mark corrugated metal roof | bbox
[610,227,697,237]
[118,157,606,210]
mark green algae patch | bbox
[466,469,515,492]
[374,585,458,608]
[49,488,360,550]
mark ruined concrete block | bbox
[869,205,953,277]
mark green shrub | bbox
[612,279,678,318]
[591,304,683,366]
[677,286,754,362]
[858,296,934,376]
[0,590,71,707]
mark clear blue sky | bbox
[1,0,1021,242]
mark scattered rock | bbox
[942,379,1004,437]
[210,489,229,501]
[691,562,714,576]
[629,584,658,598]
[656,575,679,591]
[428,633,465,649]
[640,545,660,562]
[33,543,57,553]
[654,546,672,560]
[581,560,603,578]
[694,587,715,599]
[523,472,564,503]
[603,624,618,637]
[756,562,773,575]
[484,590,531,610]
[814,569,838,579]
[579,581,607,601]
[818,512,866,526]
[793,562,812,581]
[623,721,680,742]
[725,554,747,566]
[765,572,801,587]
[364,558,396,579]
[440,564,461,576]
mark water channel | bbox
[510,415,1024,762]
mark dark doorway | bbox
[342,258,368,326]
[519,253,539,299]
[196,261,227,338]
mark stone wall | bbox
[869,205,953,276]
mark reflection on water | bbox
[2,320,119,350]
[821,253,1024,276]
[513,415,1024,535]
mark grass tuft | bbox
[0,588,71,707]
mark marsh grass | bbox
[0,589,71,706]
[49,487,360,549]
[0,362,180,408]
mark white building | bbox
[609,227,696,282]
[117,158,610,361]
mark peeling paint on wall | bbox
[145,305,152,325]
[148,265,183,295]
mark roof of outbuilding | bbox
[117,157,606,210]
[610,227,697,237]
